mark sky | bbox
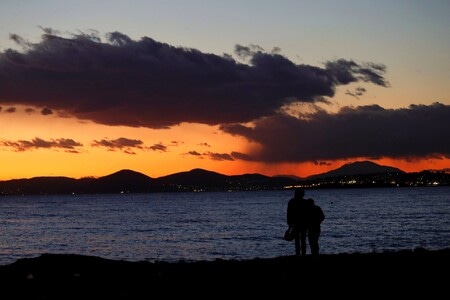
[0,0,449,180]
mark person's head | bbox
[306,198,314,205]
[294,188,305,199]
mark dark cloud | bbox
[202,152,233,161]
[41,107,53,115]
[91,137,144,154]
[184,150,236,161]
[315,161,332,166]
[5,107,16,113]
[198,142,211,147]
[0,137,83,152]
[148,143,167,152]
[345,87,367,99]
[220,102,450,162]
[230,151,252,160]
[0,29,387,128]
[325,60,388,87]
[185,150,202,157]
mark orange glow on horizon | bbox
[214,157,450,179]
[0,148,448,181]
[0,106,448,181]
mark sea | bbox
[0,187,449,266]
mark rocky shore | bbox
[1,247,448,298]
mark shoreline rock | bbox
[1,248,448,298]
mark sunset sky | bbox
[0,0,449,180]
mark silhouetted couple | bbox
[286,188,325,256]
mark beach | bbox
[1,247,447,298]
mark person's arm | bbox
[318,206,325,223]
[287,201,293,226]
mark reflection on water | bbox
[0,187,449,265]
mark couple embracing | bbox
[286,188,325,257]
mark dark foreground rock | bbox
[1,248,448,298]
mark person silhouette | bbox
[305,198,325,256]
[286,188,308,256]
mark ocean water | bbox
[0,187,449,265]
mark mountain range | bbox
[305,161,404,180]
[0,161,447,195]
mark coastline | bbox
[1,247,448,298]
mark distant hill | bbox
[92,169,154,193]
[0,176,80,195]
[156,168,298,191]
[1,161,448,195]
[157,168,227,187]
[0,168,298,195]
[306,161,404,180]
